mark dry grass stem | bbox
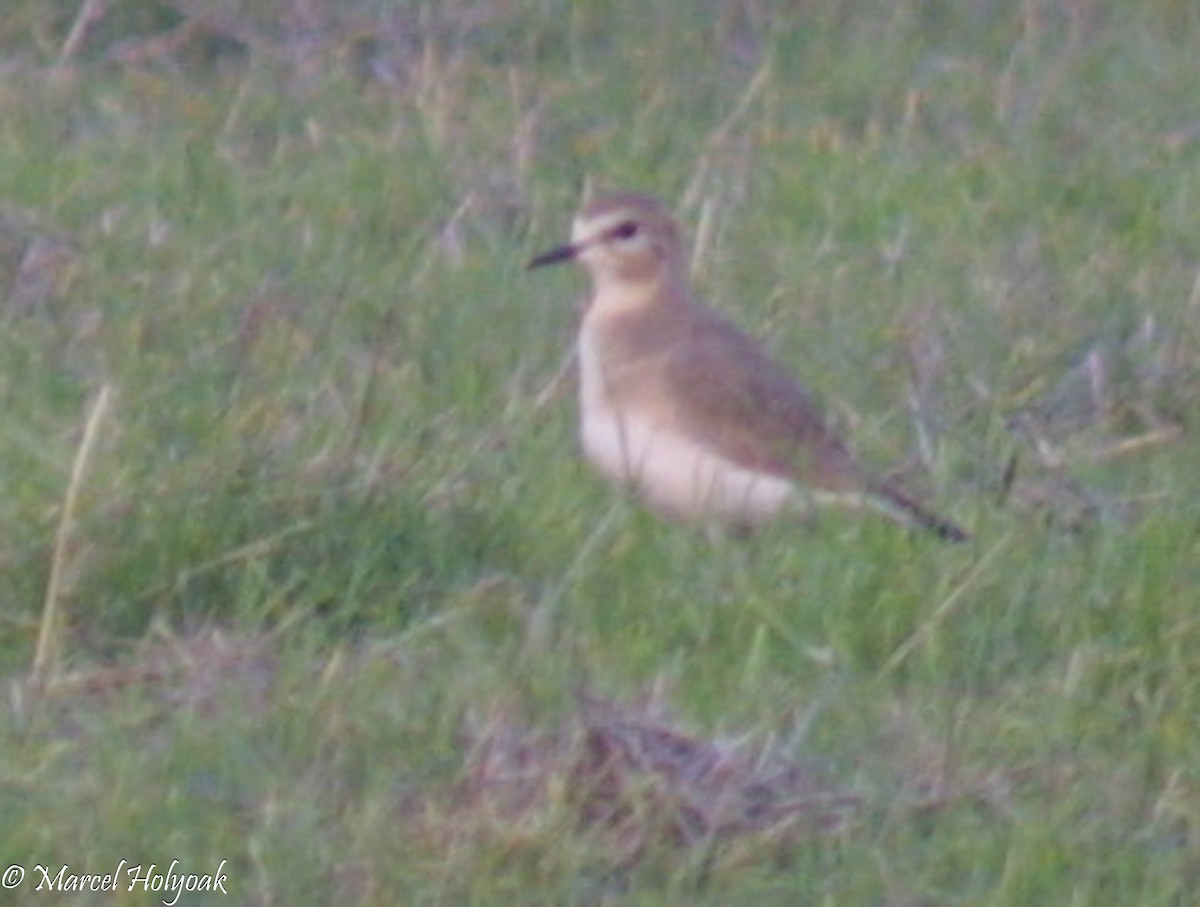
[878,530,1013,680]
[32,383,113,684]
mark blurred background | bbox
[1,2,1197,903]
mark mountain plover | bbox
[528,191,967,541]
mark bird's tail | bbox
[868,482,969,542]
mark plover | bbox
[528,191,967,541]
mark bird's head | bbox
[529,192,686,297]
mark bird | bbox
[527,190,968,542]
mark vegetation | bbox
[1,1,1197,903]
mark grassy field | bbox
[1,1,1198,903]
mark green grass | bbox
[2,1,1199,903]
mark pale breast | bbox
[576,327,796,524]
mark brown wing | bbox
[658,318,968,540]
[649,307,867,491]
[594,303,969,540]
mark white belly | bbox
[577,332,795,524]
[581,410,796,523]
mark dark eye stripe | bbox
[609,221,639,240]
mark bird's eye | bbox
[611,221,640,240]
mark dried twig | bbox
[58,0,112,66]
